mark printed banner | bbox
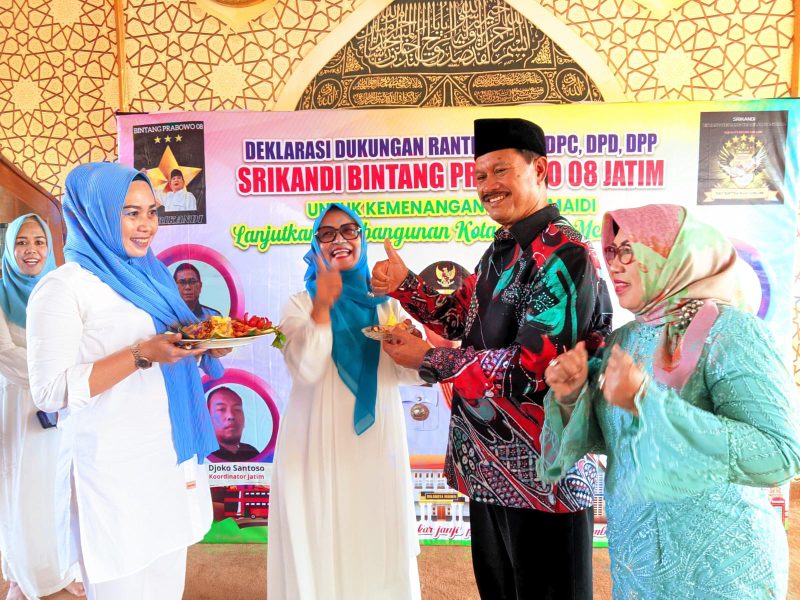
[118,99,799,544]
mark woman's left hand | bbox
[601,345,645,416]
[207,347,233,358]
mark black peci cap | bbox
[474,118,547,159]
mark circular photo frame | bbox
[157,244,245,317]
[203,368,280,463]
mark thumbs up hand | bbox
[371,238,409,296]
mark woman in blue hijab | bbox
[268,203,422,600]
[0,214,84,600]
[25,163,228,600]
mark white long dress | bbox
[0,310,80,599]
[25,263,212,588]
[268,293,421,600]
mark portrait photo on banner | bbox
[205,382,275,463]
[167,260,230,320]
[133,120,208,225]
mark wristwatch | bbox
[418,351,438,384]
[131,343,153,370]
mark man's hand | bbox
[381,327,431,369]
[371,238,409,296]
[400,319,423,338]
[544,341,588,405]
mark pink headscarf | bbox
[602,204,752,390]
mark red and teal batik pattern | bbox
[392,205,612,512]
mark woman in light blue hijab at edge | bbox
[268,202,422,600]
[25,162,228,599]
[0,214,84,599]
[0,213,56,327]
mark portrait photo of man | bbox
[173,262,223,319]
[162,168,198,212]
[207,387,260,462]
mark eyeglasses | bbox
[315,223,361,243]
[603,244,635,265]
[176,278,199,286]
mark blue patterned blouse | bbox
[539,307,800,599]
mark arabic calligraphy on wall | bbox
[297,0,603,109]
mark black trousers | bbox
[469,502,593,600]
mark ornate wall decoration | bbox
[296,0,604,110]
[191,0,279,32]
[0,0,795,196]
[0,0,119,197]
[0,0,364,196]
[535,0,793,101]
[124,0,364,114]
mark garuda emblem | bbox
[719,135,767,188]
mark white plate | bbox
[361,326,394,340]
[175,336,262,350]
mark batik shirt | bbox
[392,205,612,511]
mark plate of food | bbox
[175,336,267,350]
[173,314,286,350]
[361,321,411,341]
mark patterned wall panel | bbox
[0,0,365,197]
[535,0,793,101]
[0,0,119,196]
[0,0,796,196]
[297,0,604,110]
[124,0,365,113]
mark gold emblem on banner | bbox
[719,135,766,189]
[435,264,457,290]
[702,134,778,204]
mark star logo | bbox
[141,145,202,192]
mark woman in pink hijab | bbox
[540,204,800,599]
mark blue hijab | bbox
[0,213,57,328]
[63,162,222,463]
[304,203,387,434]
